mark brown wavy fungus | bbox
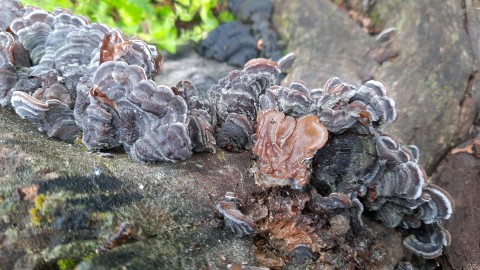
[253,110,328,189]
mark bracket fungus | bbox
[0,2,456,267]
[11,71,80,141]
[75,61,191,162]
[259,81,314,117]
[309,77,397,133]
[403,223,451,259]
[216,193,256,237]
[9,8,54,65]
[173,80,216,153]
[209,58,280,151]
[222,75,452,266]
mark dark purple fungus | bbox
[259,81,313,117]
[29,8,89,78]
[0,0,24,31]
[10,70,80,141]
[0,31,15,64]
[54,23,110,96]
[403,223,451,259]
[375,161,425,200]
[215,113,254,151]
[314,77,360,133]
[11,92,80,141]
[99,31,162,79]
[351,80,397,125]
[0,31,17,106]
[312,77,397,133]
[416,184,453,224]
[209,58,280,151]
[216,193,256,237]
[311,133,378,194]
[173,81,216,153]
[75,61,192,162]
[9,8,54,65]
[214,74,453,265]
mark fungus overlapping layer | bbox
[74,61,192,162]
[0,1,455,267]
[0,1,206,160]
[218,76,453,265]
[209,58,281,151]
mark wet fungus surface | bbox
[253,110,328,188]
[0,1,454,269]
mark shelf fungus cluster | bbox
[215,73,453,268]
[0,1,215,162]
[1,1,454,268]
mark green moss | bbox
[57,259,77,270]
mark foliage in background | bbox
[20,0,235,53]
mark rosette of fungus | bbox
[253,110,328,188]
[74,61,192,162]
[313,77,397,133]
[99,31,162,78]
[11,70,80,141]
[54,22,111,95]
[209,58,280,151]
[9,8,54,65]
[259,81,314,117]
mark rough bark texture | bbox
[433,148,480,270]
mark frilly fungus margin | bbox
[0,1,453,267]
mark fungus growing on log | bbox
[11,70,80,141]
[403,223,451,259]
[173,80,216,153]
[216,193,256,237]
[209,58,280,151]
[75,61,191,162]
[259,81,314,117]
[253,110,328,188]
[0,2,456,267]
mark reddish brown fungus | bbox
[253,110,328,188]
